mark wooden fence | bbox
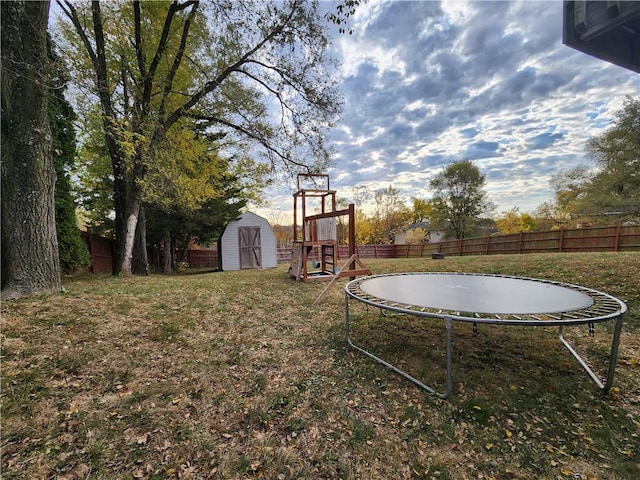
[80,230,114,274]
[432,224,640,257]
[81,224,640,273]
[148,249,219,270]
[81,232,220,273]
[278,224,640,261]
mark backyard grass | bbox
[1,252,639,479]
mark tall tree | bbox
[49,38,91,274]
[429,160,493,239]
[549,165,593,219]
[1,1,62,300]
[57,0,343,276]
[411,197,436,223]
[373,186,411,243]
[538,98,640,227]
[585,96,640,223]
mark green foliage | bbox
[145,169,248,253]
[57,0,343,274]
[75,111,115,237]
[585,96,640,223]
[355,186,411,244]
[373,186,411,243]
[496,207,536,234]
[48,39,91,274]
[538,97,640,227]
[57,0,341,173]
[142,123,222,213]
[429,160,494,239]
[550,165,593,218]
[325,0,363,34]
[410,197,436,223]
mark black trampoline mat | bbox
[358,273,594,315]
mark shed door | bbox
[239,227,261,269]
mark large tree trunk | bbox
[112,171,144,276]
[1,1,62,301]
[133,206,149,275]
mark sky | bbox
[255,0,639,224]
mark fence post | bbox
[614,223,621,252]
[518,231,523,254]
[348,203,356,259]
[459,238,463,256]
[485,236,491,255]
[559,227,565,252]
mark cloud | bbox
[255,0,639,220]
[527,132,565,150]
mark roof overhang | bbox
[563,1,640,73]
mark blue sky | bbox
[255,0,639,223]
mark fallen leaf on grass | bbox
[57,463,90,479]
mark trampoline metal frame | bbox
[344,272,627,399]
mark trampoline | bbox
[344,272,627,398]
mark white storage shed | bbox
[218,212,277,270]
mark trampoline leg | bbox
[345,292,453,399]
[444,317,453,398]
[558,314,624,392]
[604,314,624,391]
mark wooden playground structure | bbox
[288,174,371,289]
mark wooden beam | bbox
[313,254,372,304]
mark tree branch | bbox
[159,1,199,119]
[121,56,130,118]
[90,1,114,118]
[187,113,309,170]
[158,0,302,141]
[133,1,147,79]
[58,1,98,75]
[233,67,294,128]
[141,1,179,112]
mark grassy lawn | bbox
[1,252,639,479]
